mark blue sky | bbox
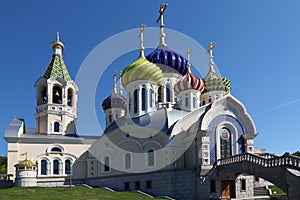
[0,0,300,156]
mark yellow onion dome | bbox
[121,56,163,87]
[15,159,36,167]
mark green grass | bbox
[0,186,164,200]
[269,185,286,195]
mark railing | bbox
[217,153,300,169]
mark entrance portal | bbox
[221,180,235,199]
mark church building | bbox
[5,4,267,199]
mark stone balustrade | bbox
[217,153,300,169]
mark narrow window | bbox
[65,160,71,175]
[125,153,131,169]
[149,89,153,108]
[41,160,47,175]
[210,180,216,192]
[202,100,205,106]
[220,128,232,159]
[124,182,130,191]
[134,89,138,113]
[135,181,140,190]
[128,92,131,113]
[104,156,110,172]
[67,88,73,107]
[54,122,60,133]
[146,180,152,189]
[166,85,171,102]
[53,160,59,175]
[148,149,154,167]
[193,96,196,108]
[185,97,189,107]
[41,87,47,104]
[241,179,246,190]
[142,87,146,111]
[209,96,212,103]
[109,115,112,123]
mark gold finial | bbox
[208,42,217,71]
[187,48,192,73]
[51,32,65,53]
[119,71,123,95]
[156,3,168,46]
[113,71,117,94]
[139,24,145,58]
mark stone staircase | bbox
[254,186,270,197]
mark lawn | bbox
[0,186,165,200]
[269,185,286,195]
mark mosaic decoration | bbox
[208,114,245,164]
[43,54,71,81]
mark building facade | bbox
[5,5,267,199]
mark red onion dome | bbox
[174,70,205,94]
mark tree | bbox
[0,156,7,174]
[292,151,300,157]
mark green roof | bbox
[43,54,72,81]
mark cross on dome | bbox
[139,24,145,58]
[156,3,168,46]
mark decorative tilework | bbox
[43,54,71,81]
[208,115,245,164]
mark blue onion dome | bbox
[203,67,231,93]
[146,45,188,75]
[102,93,126,110]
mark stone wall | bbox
[86,169,210,200]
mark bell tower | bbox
[35,33,78,135]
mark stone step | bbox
[254,187,270,196]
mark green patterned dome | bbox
[121,56,163,87]
[204,68,231,93]
[43,54,71,81]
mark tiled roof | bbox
[43,54,71,81]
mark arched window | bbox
[125,153,131,169]
[209,96,212,103]
[53,160,59,175]
[219,128,232,159]
[41,87,47,104]
[133,89,138,113]
[193,96,196,108]
[53,122,60,133]
[65,160,71,175]
[108,115,112,123]
[166,85,171,102]
[185,97,189,107]
[202,100,205,106]
[67,88,73,107]
[158,86,162,102]
[128,92,131,113]
[141,87,146,111]
[104,156,110,172]
[51,147,62,153]
[41,159,47,175]
[148,149,154,167]
[52,86,62,104]
[149,89,153,108]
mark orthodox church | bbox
[5,4,264,199]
